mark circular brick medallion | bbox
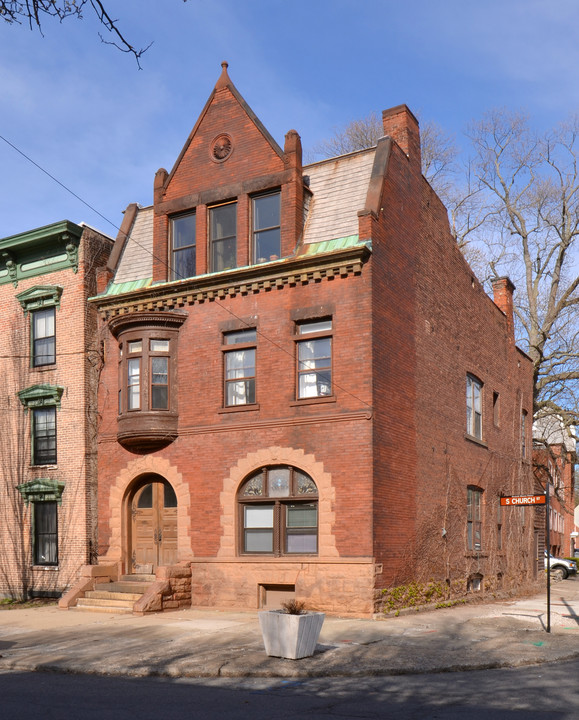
[211,133,233,162]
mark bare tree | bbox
[0,0,155,66]
[308,111,459,201]
[468,110,579,424]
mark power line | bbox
[0,132,373,411]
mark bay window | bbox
[110,312,186,449]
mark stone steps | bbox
[72,573,155,614]
[85,590,143,602]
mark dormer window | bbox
[170,212,196,280]
[210,202,237,272]
[253,191,280,262]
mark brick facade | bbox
[91,65,538,616]
[0,223,112,598]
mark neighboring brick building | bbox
[533,416,576,557]
[0,221,112,598]
[87,64,538,616]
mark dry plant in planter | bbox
[259,600,325,659]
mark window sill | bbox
[464,433,488,448]
[30,464,57,469]
[239,554,319,559]
[218,403,260,414]
[31,565,59,571]
[290,396,336,407]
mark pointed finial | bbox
[216,61,230,89]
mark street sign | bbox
[500,494,546,506]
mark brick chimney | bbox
[382,104,421,168]
[492,276,516,339]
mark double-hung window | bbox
[466,374,483,440]
[16,478,64,567]
[150,339,170,410]
[127,341,142,410]
[123,338,170,412]
[32,307,56,367]
[16,286,62,368]
[34,501,58,565]
[17,384,63,466]
[223,329,256,406]
[210,202,237,272]
[467,487,483,551]
[253,191,280,262]
[170,212,196,280]
[33,406,57,465]
[296,320,332,399]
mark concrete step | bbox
[120,574,156,582]
[85,590,143,602]
[76,596,136,610]
[73,604,134,615]
[95,581,152,594]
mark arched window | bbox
[238,466,318,556]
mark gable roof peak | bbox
[215,61,231,90]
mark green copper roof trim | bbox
[17,478,66,505]
[0,220,82,287]
[101,277,154,297]
[298,235,369,256]
[18,384,64,411]
[0,220,82,250]
[96,236,371,299]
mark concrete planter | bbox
[258,610,325,659]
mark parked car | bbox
[545,552,577,580]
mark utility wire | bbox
[0,132,373,411]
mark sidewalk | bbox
[1,579,578,679]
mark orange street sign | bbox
[500,495,546,506]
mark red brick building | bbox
[84,64,538,615]
[0,221,112,598]
[533,417,576,557]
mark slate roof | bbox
[302,148,375,246]
[113,205,154,284]
[103,146,376,297]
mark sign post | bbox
[500,493,549,632]
[545,483,550,633]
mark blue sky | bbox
[1,0,579,240]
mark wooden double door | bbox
[131,478,178,571]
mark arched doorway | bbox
[129,475,178,571]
